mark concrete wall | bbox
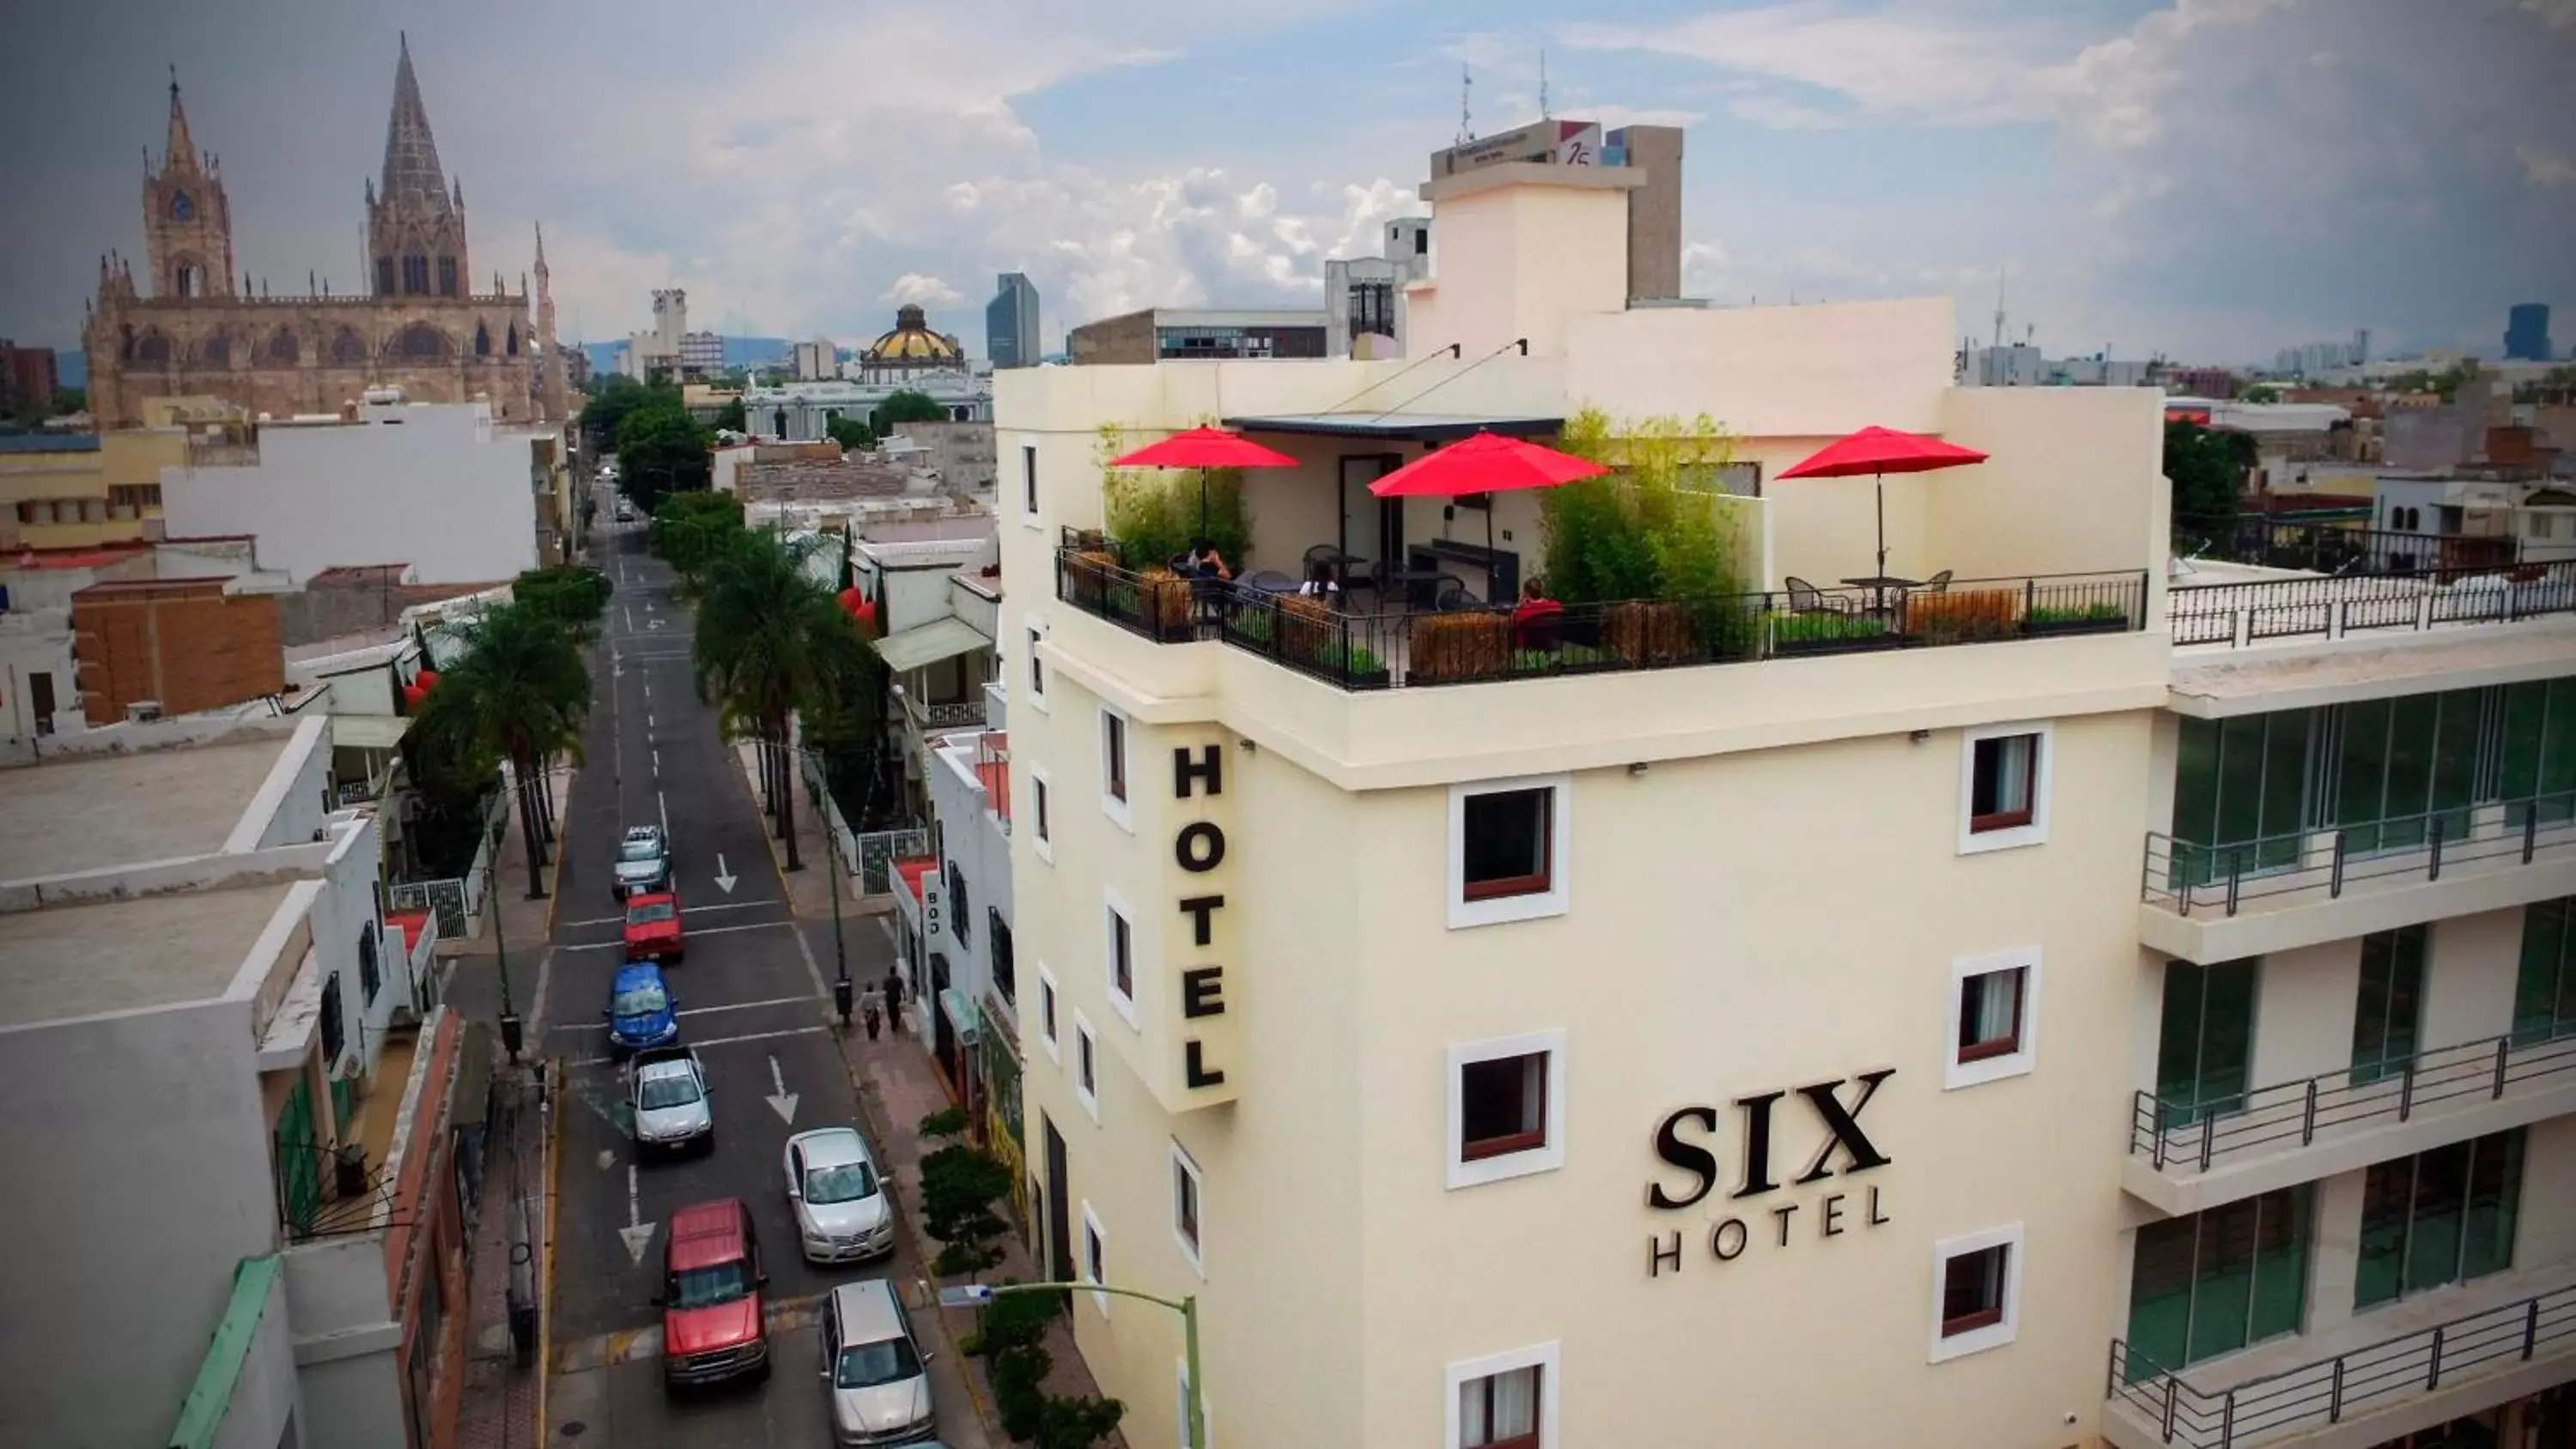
[282,1235,407,1449]
[160,404,542,585]
[1406,176,1632,361]
[0,609,81,740]
[927,731,1012,1028]
[0,998,276,1449]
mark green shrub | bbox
[1100,421,1253,567]
[1543,409,1749,608]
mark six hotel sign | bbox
[1642,1070,1895,1277]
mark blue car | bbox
[606,963,680,1054]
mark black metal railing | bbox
[1055,539,2148,690]
[276,1137,413,1240]
[2173,513,2521,576]
[2126,1028,2576,1174]
[2169,559,2576,647]
[2142,791,2576,915]
[2107,1283,2576,1448]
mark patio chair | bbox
[1922,569,1953,594]
[1434,576,1485,611]
[1783,576,1850,615]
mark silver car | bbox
[614,825,672,900]
[785,1126,894,1264]
[822,1280,937,1446]
[631,1048,713,1155]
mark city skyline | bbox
[0,0,2568,367]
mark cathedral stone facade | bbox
[84,40,566,429]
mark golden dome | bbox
[866,303,963,363]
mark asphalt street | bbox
[539,504,975,1447]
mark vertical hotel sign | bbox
[1169,743,1237,1105]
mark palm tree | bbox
[412,601,592,899]
[693,525,874,872]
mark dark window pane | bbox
[2403,1141,2471,1296]
[1459,1053,1545,1156]
[2215,715,2268,849]
[2339,698,2393,852]
[2196,960,2258,1119]
[2543,679,2576,823]
[1462,789,1551,897]
[2258,711,2312,868]
[2156,963,2209,1129]
[1971,735,2037,824]
[2190,1197,2259,1361]
[2460,1130,2524,1282]
[2515,900,2574,1045]
[2430,689,2482,832]
[2355,1158,2412,1309]
[2351,926,2427,1084]
[2125,1217,2198,1380]
[1941,1246,2008,1332]
[2248,1185,2312,1344]
[2499,682,2548,803]
[2381,694,2439,848]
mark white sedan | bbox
[784,1127,895,1265]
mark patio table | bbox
[1842,574,1921,616]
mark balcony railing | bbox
[2170,560,2576,648]
[1055,540,2148,691]
[2173,513,2520,578]
[2142,793,2576,917]
[901,689,988,732]
[2106,1282,2576,1448]
[2127,1028,2576,1175]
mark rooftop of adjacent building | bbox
[0,878,300,1029]
[0,724,301,880]
[0,433,101,455]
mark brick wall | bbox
[70,579,284,724]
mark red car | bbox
[655,1198,770,1389]
[624,890,684,963]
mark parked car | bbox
[615,499,636,522]
[605,963,680,1055]
[783,1126,895,1264]
[614,825,672,900]
[625,889,685,962]
[656,1198,770,1390]
[631,1046,714,1156]
[822,1279,938,1445]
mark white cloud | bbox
[2520,145,2576,189]
[882,273,963,306]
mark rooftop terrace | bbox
[0,881,299,1028]
[0,732,297,880]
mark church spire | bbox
[165,66,198,173]
[379,33,453,217]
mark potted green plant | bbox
[2021,600,2131,636]
[1768,609,1897,657]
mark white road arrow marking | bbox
[713,854,738,894]
[618,1164,656,1266]
[766,1055,799,1124]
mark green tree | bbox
[870,388,949,432]
[616,401,714,513]
[713,397,747,433]
[511,567,612,640]
[2164,420,2254,522]
[914,1108,1013,1278]
[2238,383,2282,404]
[1544,408,1748,605]
[580,374,666,451]
[825,415,875,452]
[690,526,873,870]
[1099,422,1253,567]
[52,385,86,417]
[648,490,746,587]
[410,602,591,898]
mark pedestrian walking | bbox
[882,968,905,1031]
[860,990,883,1041]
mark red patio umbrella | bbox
[1778,426,1989,584]
[1370,431,1609,600]
[1108,426,1299,547]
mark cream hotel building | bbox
[986,137,2576,1449]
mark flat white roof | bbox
[0,734,295,881]
[0,881,300,1029]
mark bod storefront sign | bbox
[1642,1070,1894,1277]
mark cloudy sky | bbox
[4,0,2570,365]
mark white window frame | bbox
[1080,1202,1109,1318]
[1099,705,1133,834]
[1443,1340,1560,1449]
[1024,615,1048,713]
[1944,946,2042,1090]
[1103,888,1139,1028]
[1020,442,1041,524]
[1446,1029,1567,1191]
[1170,1139,1206,1276]
[1028,765,1054,864]
[1036,962,1060,1064]
[1927,1222,2024,1363]
[1448,773,1572,930]
[1958,721,2053,856]
[1072,1009,1100,1123]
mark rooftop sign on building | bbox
[1431,118,1606,177]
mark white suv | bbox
[614,825,672,900]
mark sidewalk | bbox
[734,742,1125,1447]
[434,762,574,974]
[456,1066,548,1449]
[732,740,888,924]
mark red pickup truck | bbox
[624,890,684,963]
[656,1198,769,1390]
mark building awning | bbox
[1220,412,1566,442]
[874,615,991,674]
[331,714,413,749]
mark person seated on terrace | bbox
[1297,558,1342,603]
[1182,538,1233,582]
[1510,576,1564,649]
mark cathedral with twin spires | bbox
[82,38,566,428]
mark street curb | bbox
[538,1056,562,1447]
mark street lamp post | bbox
[940,1282,1203,1447]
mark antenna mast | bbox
[1457,64,1475,144]
[1540,51,1550,119]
